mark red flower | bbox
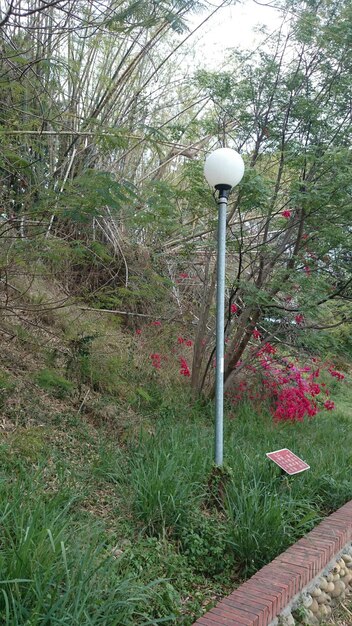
[179,357,191,377]
[324,400,335,411]
[329,369,345,381]
[281,210,291,218]
[274,386,317,421]
[135,329,142,335]
[231,303,238,314]
[150,353,162,369]
[185,340,193,347]
[177,337,184,344]
[262,342,276,355]
[151,320,161,326]
[178,273,189,279]
[304,266,311,275]
[309,383,321,397]
[252,329,261,339]
[295,314,304,325]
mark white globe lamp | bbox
[204,147,245,191]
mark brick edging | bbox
[192,500,352,626]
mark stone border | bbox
[192,500,352,626]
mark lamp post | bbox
[204,147,245,466]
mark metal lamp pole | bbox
[204,148,245,466]
[214,188,229,465]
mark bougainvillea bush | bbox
[225,355,345,422]
[134,321,345,422]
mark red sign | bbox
[266,448,310,475]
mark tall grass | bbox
[1,385,351,623]
[0,467,173,625]
[114,394,352,578]
[115,423,212,536]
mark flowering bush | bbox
[135,321,345,423]
[227,353,345,422]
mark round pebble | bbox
[317,591,328,604]
[310,599,319,614]
[318,576,328,591]
[342,554,352,563]
[311,587,321,598]
[331,580,346,597]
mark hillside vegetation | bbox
[0,0,352,623]
[0,275,351,624]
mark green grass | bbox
[34,368,74,399]
[0,381,351,624]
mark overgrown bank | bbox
[0,306,351,625]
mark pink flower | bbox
[178,273,189,279]
[135,329,142,335]
[324,400,335,411]
[151,320,161,326]
[304,266,311,275]
[231,303,238,314]
[295,314,304,325]
[177,337,184,344]
[281,210,291,218]
[252,329,261,339]
[185,340,193,347]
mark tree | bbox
[184,0,352,395]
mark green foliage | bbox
[0,468,170,625]
[178,511,234,577]
[1,0,352,620]
[39,171,137,224]
[34,369,74,399]
[0,361,352,623]
[224,477,319,576]
[7,428,48,463]
[124,430,207,536]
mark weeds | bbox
[34,368,74,399]
[1,347,351,624]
